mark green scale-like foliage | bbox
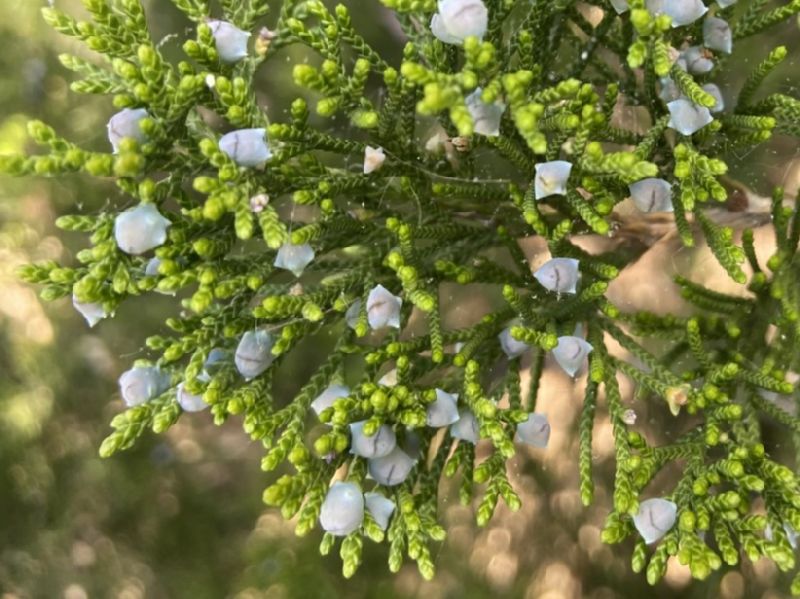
[4,0,800,591]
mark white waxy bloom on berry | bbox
[219,128,271,167]
[629,178,674,213]
[368,446,415,486]
[703,16,732,54]
[610,0,630,13]
[426,389,460,427]
[785,524,799,550]
[146,258,177,296]
[176,382,210,412]
[648,0,707,27]
[319,482,364,536]
[534,160,572,199]
[498,327,529,359]
[450,408,480,443]
[758,372,799,403]
[345,300,361,330]
[552,336,594,377]
[667,99,713,135]
[311,384,350,416]
[234,329,275,379]
[680,46,714,74]
[658,77,681,103]
[430,0,488,45]
[764,522,798,549]
[350,421,397,458]
[765,523,777,542]
[118,366,171,407]
[249,193,269,213]
[633,498,678,544]
[464,88,506,137]
[364,492,395,531]
[145,257,161,276]
[274,243,315,278]
[363,146,386,174]
[201,348,227,378]
[402,429,422,460]
[366,284,402,330]
[534,257,581,294]
[515,413,551,448]
[107,108,148,153]
[702,83,725,113]
[622,409,638,425]
[378,368,398,387]
[72,295,107,327]
[208,20,250,63]
[114,203,171,256]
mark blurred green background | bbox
[1,1,799,598]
